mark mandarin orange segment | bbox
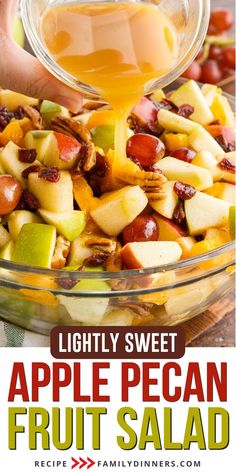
[20,289,59,307]
[86,110,116,130]
[0,121,24,146]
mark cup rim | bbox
[21,0,211,97]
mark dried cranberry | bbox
[18,148,37,163]
[214,135,235,153]
[58,278,78,290]
[14,107,27,119]
[218,157,236,173]
[156,99,178,113]
[84,253,109,267]
[39,167,60,182]
[0,106,14,130]
[177,104,194,118]
[173,201,186,225]
[143,165,163,173]
[20,190,40,211]
[174,181,197,200]
[93,153,108,177]
[22,165,42,179]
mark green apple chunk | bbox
[0,141,40,189]
[150,181,178,219]
[0,90,38,110]
[58,267,111,324]
[229,206,236,239]
[38,209,86,241]
[25,130,81,170]
[8,211,43,241]
[192,151,224,182]
[28,171,74,212]
[170,80,214,125]
[40,100,70,127]
[91,185,148,236]
[0,225,11,248]
[157,157,213,190]
[91,125,115,150]
[157,109,198,134]
[12,16,25,48]
[188,126,225,157]
[12,223,56,268]
[185,192,230,235]
[204,182,235,204]
[67,236,93,266]
[0,240,14,261]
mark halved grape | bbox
[126,133,165,167]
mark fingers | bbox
[0,0,19,31]
[0,40,83,113]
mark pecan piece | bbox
[115,301,153,318]
[51,236,70,269]
[24,105,44,130]
[84,235,116,253]
[51,116,91,144]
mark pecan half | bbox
[115,301,153,318]
[24,105,44,130]
[51,236,70,269]
[84,235,116,253]
[51,116,91,144]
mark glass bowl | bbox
[0,239,235,334]
[21,0,211,98]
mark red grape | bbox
[209,9,234,34]
[0,175,23,216]
[201,60,222,84]
[122,214,159,244]
[169,147,196,163]
[126,133,165,167]
[209,45,222,60]
[222,46,236,69]
[182,61,202,81]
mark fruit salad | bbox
[0,80,235,327]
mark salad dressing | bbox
[41,1,179,175]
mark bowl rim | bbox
[0,240,235,280]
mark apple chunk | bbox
[91,186,148,236]
[150,181,178,219]
[192,151,224,182]
[40,100,70,127]
[0,141,40,189]
[25,130,81,170]
[153,214,186,241]
[170,80,214,125]
[204,182,235,204]
[38,209,86,241]
[188,126,225,158]
[12,223,56,268]
[157,109,198,134]
[185,191,230,235]
[8,210,43,241]
[121,241,182,269]
[28,171,74,212]
[157,157,213,191]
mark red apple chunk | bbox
[54,132,81,162]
